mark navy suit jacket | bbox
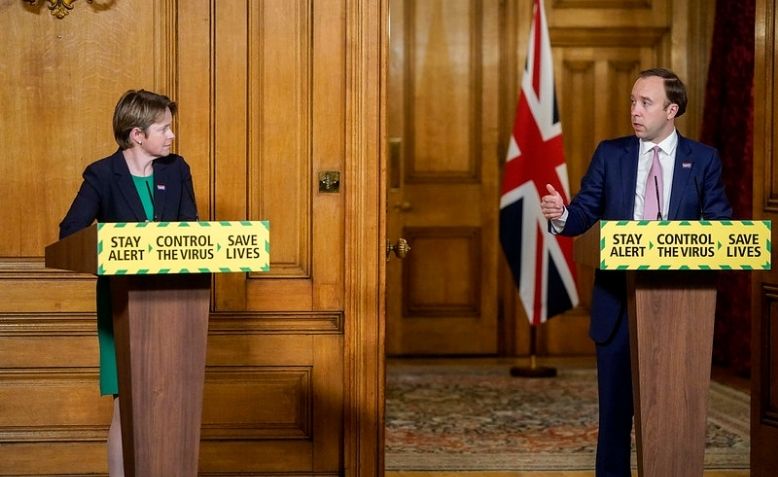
[559,134,732,343]
[59,149,198,238]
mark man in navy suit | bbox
[540,68,731,476]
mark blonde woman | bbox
[59,89,198,475]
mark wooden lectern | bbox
[627,270,716,476]
[574,224,717,476]
[45,224,211,476]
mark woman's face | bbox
[138,108,175,157]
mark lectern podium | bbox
[45,224,210,476]
[45,221,271,476]
[627,270,716,476]
[575,220,770,476]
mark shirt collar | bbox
[640,128,678,156]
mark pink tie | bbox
[643,146,663,220]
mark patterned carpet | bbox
[385,364,750,471]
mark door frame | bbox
[344,0,388,475]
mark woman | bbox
[59,89,198,475]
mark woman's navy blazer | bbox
[59,149,198,239]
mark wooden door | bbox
[386,0,501,355]
[194,1,348,471]
[752,0,778,473]
[0,1,384,475]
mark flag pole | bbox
[509,325,557,378]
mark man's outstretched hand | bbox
[540,184,565,220]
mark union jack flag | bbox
[499,0,578,325]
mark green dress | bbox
[97,174,155,395]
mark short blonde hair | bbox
[112,90,177,149]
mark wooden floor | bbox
[385,357,751,477]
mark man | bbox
[540,68,731,476]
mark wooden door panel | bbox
[246,0,313,280]
[387,0,500,355]
[404,227,480,317]
[212,0,312,305]
[203,368,313,440]
[213,0,344,314]
[198,334,342,473]
[405,1,480,182]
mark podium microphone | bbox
[654,175,662,220]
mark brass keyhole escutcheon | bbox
[318,171,340,193]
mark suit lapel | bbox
[668,135,693,220]
[621,137,640,219]
[111,151,147,222]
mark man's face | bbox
[630,76,677,143]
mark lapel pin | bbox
[157,184,166,190]
[682,162,692,169]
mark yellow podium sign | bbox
[599,220,771,270]
[97,221,270,275]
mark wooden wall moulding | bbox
[546,0,667,28]
[0,312,97,337]
[0,312,344,336]
[755,0,778,212]
[759,284,778,425]
[550,27,667,46]
[552,0,652,9]
[208,311,344,334]
[0,424,105,443]
[0,369,106,441]
[753,1,778,472]
[23,0,93,19]
[0,258,73,277]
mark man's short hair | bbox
[113,90,177,150]
[638,68,687,117]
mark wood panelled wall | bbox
[752,0,778,473]
[499,0,716,355]
[0,0,385,476]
